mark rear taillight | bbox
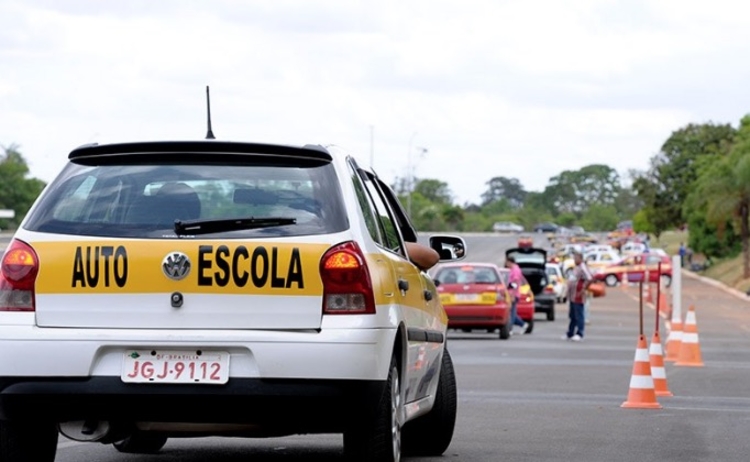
[544,286,555,294]
[319,241,375,314]
[0,239,39,311]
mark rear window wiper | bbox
[174,217,297,236]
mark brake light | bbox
[0,239,39,311]
[544,286,555,294]
[320,241,375,314]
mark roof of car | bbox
[68,140,333,161]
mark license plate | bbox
[121,350,230,384]
[455,293,479,302]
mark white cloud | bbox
[1,0,749,205]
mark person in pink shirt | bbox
[505,255,529,334]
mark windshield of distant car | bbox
[24,162,348,238]
[508,250,546,265]
[435,266,500,284]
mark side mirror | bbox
[429,234,467,261]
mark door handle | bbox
[398,279,409,292]
[423,289,433,301]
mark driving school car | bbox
[433,262,512,340]
[0,140,463,462]
[593,252,673,288]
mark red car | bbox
[593,252,673,287]
[498,268,535,333]
[434,263,513,339]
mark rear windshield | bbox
[24,162,348,238]
[508,250,546,265]
[435,266,500,284]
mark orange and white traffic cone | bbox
[649,331,673,397]
[665,314,683,362]
[676,305,704,367]
[621,270,628,290]
[621,334,662,409]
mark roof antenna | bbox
[205,85,215,140]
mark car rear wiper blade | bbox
[174,217,297,236]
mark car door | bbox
[355,166,444,403]
[372,176,446,399]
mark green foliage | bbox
[685,212,739,258]
[481,198,512,216]
[522,191,556,217]
[441,205,465,231]
[579,204,619,232]
[634,122,736,235]
[481,176,527,208]
[632,209,655,235]
[461,211,496,232]
[545,164,621,215]
[556,212,577,227]
[0,145,47,230]
[413,179,452,204]
[685,115,750,275]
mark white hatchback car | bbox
[0,140,463,462]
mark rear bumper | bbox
[0,376,383,433]
[534,296,555,313]
[445,305,507,328]
[516,302,535,320]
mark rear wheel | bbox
[499,323,510,340]
[113,432,168,454]
[0,419,58,462]
[344,356,402,462]
[546,307,555,321]
[402,349,457,457]
[661,274,672,288]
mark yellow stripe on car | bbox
[33,241,330,295]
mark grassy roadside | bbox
[653,230,750,294]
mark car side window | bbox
[347,160,382,245]
[359,172,403,254]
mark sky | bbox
[2,0,750,205]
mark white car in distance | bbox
[492,221,524,233]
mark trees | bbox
[544,164,621,216]
[0,145,46,230]
[687,116,750,277]
[480,177,527,208]
[634,123,736,235]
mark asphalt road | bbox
[5,232,750,461]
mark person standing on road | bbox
[678,242,686,268]
[564,251,593,342]
[505,256,529,335]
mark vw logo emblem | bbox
[162,252,191,281]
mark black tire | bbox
[402,349,457,457]
[461,328,472,333]
[344,356,402,462]
[524,319,534,334]
[661,274,672,288]
[0,419,58,462]
[605,274,619,287]
[546,307,555,321]
[113,432,168,454]
[499,323,510,340]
